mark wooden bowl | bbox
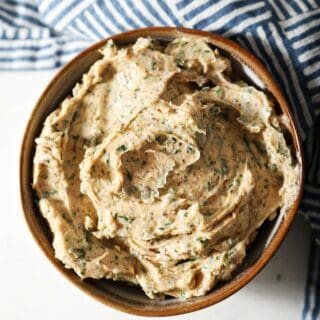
[20,27,304,316]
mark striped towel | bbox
[2,0,319,318]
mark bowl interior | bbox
[20,28,303,316]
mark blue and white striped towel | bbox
[2,0,319,318]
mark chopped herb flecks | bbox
[176,50,185,68]
[176,57,185,67]
[106,41,115,48]
[276,143,288,157]
[209,105,222,115]
[176,39,188,47]
[186,145,194,153]
[253,140,266,154]
[214,86,224,97]
[242,135,261,168]
[41,189,58,198]
[239,114,249,124]
[206,180,213,191]
[117,145,128,153]
[71,248,85,259]
[215,158,229,175]
[151,58,157,70]
[220,158,229,175]
[114,213,135,223]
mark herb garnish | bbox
[220,158,229,174]
[175,50,185,68]
[41,189,58,198]
[151,58,157,70]
[126,170,132,181]
[239,114,249,124]
[61,212,72,223]
[117,144,128,153]
[253,139,266,154]
[72,111,79,122]
[215,158,229,175]
[71,248,85,259]
[235,174,242,186]
[206,180,213,191]
[276,143,288,157]
[242,135,261,168]
[209,105,222,115]
[186,145,194,153]
[177,39,188,47]
[214,86,224,97]
[164,220,174,227]
[176,57,185,67]
[114,213,135,223]
[106,41,115,48]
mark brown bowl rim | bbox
[20,26,305,317]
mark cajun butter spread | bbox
[33,37,300,299]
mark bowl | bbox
[20,27,304,316]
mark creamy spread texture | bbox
[33,37,300,299]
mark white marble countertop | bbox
[0,71,311,320]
